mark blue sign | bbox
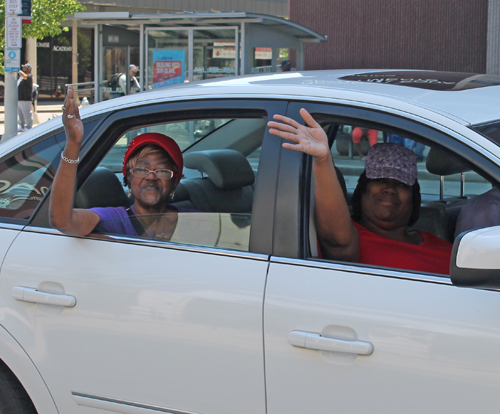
[152,50,185,88]
[5,48,20,71]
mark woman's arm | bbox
[267,108,359,262]
[49,86,100,236]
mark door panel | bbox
[1,231,268,414]
[264,261,500,413]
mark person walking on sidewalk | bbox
[18,63,34,132]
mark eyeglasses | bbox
[129,167,174,180]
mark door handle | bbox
[12,287,76,308]
[288,330,373,356]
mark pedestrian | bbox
[281,60,292,72]
[119,64,140,95]
[18,63,34,132]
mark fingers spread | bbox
[272,114,300,129]
[300,108,320,129]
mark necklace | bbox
[138,214,174,240]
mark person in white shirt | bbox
[118,64,140,95]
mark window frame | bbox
[272,100,500,270]
[29,98,288,256]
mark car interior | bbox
[71,115,494,270]
[75,117,266,251]
[324,123,492,246]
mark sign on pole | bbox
[4,49,21,72]
[6,17,22,48]
[21,0,31,24]
[6,0,22,15]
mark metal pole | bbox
[26,37,39,125]
[72,19,80,105]
[2,16,18,142]
[2,72,18,141]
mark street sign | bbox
[4,49,21,72]
[6,0,22,15]
[6,17,22,48]
[21,0,31,24]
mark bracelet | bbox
[61,152,79,165]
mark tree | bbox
[0,0,85,73]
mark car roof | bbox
[4,69,500,155]
[99,69,500,124]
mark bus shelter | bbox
[69,11,327,102]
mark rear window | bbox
[471,121,500,146]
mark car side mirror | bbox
[451,226,500,289]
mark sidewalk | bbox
[0,102,63,136]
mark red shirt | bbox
[352,221,452,275]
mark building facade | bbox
[78,0,288,18]
[290,0,500,74]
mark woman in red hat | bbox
[49,86,183,239]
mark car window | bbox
[80,116,266,252]
[332,125,490,200]
[303,117,496,275]
[0,133,64,221]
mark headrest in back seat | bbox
[183,150,255,190]
[76,167,130,209]
[426,148,470,176]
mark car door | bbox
[0,99,287,414]
[264,101,500,413]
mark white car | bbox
[0,69,500,414]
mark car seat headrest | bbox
[76,167,130,209]
[426,147,470,176]
[183,149,255,190]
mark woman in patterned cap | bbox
[268,108,452,275]
[50,86,183,240]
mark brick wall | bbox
[291,0,488,72]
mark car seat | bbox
[177,149,255,213]
[75,166,130,209]
[411,148,470,242]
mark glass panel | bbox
[193,28,236,81]
[101,47,140,100]
[251,47,273,74]
[95,212,251,251]
[277,48,296,72]
[471,120,500,146]
[0,134,62,220]
[331,124,490,198]
[147,29,189,90]
[92,116,266,252]
[99,119,234,175]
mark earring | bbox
[170,191,175,201]
[127,188,132,197]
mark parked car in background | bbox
[0,69,500,413]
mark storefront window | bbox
[251,47,273,74]
[193,28,237,81]
[147,29,189,90]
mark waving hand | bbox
[267,108,330,160]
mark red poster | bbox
[153,61,182,84]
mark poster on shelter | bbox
[152,50,185,88]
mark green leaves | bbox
[0,0,85,72]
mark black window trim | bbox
[30,98,289,256]
[273,100,500,263]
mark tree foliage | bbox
[0,0,85,72]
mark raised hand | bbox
[267,108,330,161]
[62,86,84,146]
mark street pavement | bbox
[0,102,63,137]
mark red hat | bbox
[122,133,183,184]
